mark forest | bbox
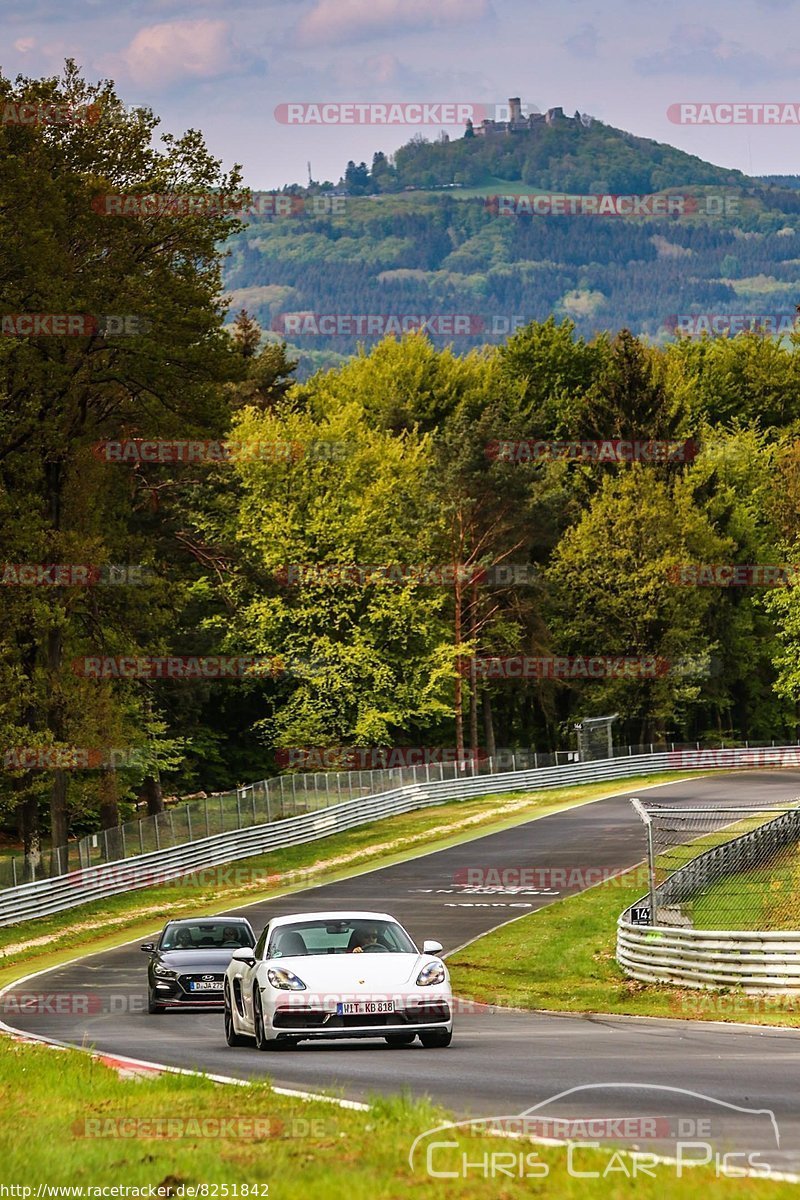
[3,65,800,866]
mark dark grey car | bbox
[142,917,256,1013]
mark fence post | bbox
[219,794,225,832]
[139,820,145,855]
[186,806,193,841]
[630,797,658,926]
[266,781,272,823]
[120,825,127,859]
[11,856,17,888]
[154,815,160,850]
[252,788,257,824]
[205,797,210,838]
[235,790,242,829]
[103,828,110,862]
[325,774,332,806]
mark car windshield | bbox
[160,922,254,951]
[266,918,417,958]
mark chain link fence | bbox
[2,736,796,892]
[633,798,800,931]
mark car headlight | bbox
[416,960,446,986]
[153,964,177,978]
[267,968,307,991]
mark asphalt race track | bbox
[6,771,800,1174]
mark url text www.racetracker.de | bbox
[0,1188,270,1198]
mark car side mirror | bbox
[423,940,443,955]
[230,946,256,966]
[140,943,156,954]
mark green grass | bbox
[691,841,800,931]
[448,863,800,1028]
[0,771,700,987]
[0,1037,794,1195]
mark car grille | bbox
[174,973,224,1000]
[273,1003,450,1029]
[403,1002,451,1024]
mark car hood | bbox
[157,950,239,971]
[267,953,441,990]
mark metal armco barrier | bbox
[2,744,800,928]
[616,923,800,990]
[618,779,800,990]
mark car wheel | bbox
[418,1029,452,1048]
[224,983,248,1047]
[253,988,281,1051]
[385,1034,416,1047]
[148,992,166,1014]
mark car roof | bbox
[268,911,396,927]
[165,916,252,926]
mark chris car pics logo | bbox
[408,1084,780,1181]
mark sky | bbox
[3,0,800,188]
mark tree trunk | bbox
[46,461,69,869]
[468,577,479,760]
[483,690,496,760]
[142,774,165,816]
[454,566,464,763]
[47,625,68,870]
[15,782,41,876]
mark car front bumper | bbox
[269,998,452,1037]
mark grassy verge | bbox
[448,863,800,1028]
[0,771,699,989]
[0,1037,793,1196]
[692,841,800,931]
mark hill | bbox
[222,112,800,374]
[344,111,749,194]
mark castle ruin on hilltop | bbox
[469,99,583,137]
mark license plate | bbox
[189,981,223,991]
[337,1000,395,1015]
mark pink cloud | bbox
[297,0,491,47]
[117,19,236,88]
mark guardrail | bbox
[6,738,793,889]
[618,793,800,990]
[3,743,800,929]
[616,923,800,990]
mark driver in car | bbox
[350,928,379,953]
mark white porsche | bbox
[223,910,453,1049]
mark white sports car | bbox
[223,910,453,1049]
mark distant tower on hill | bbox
[509,97,522,122]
